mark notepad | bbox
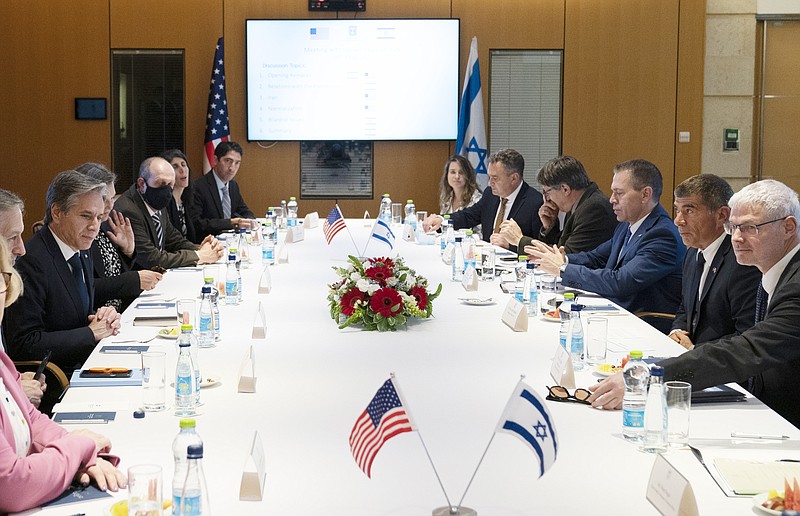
[100,345,149,354]
[714,458,800,495]
[133,315,176,327]
[53,411,116,424]
[69,368,143,387]
[42,484,112,507]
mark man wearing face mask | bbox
[114,157,224,269]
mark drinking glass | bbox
[586,317,608,364]
[391,203,403,225]
[665,381,691,447]
[176,298,196,328]
[481,247,495,281]
[141,352,166,411]
[416,211,427,227]
[128,464,163,515]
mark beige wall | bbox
[0,0,705,232]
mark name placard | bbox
[252,301,267,339]
[461,265,478,291]
[501,298,528,332]
[258,266,272,294]
[285,225,304,243]
[303,212,319,229]
[550,344,575,389]
[239,430,267,501]
[238,345,257,393]
[646,454,698,516]
[277,242,289,264]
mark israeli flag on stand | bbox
[456,36,488,190]
[495,381,559,478]
[366,219,396,253]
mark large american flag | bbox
[349,378,414,478]
[323,205,346,245]
[203,37,230,173]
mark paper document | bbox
[714,458,800,495]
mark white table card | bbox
[363,211,372,226]
[277,242,289,263]
[303,212,319,229]
[238,345,257,393]
[646,454,698,516]
[258,266,272,294]
[285,225,304,243]
[402,223,415,242]
[501,298,528,332]
[239,430,267,501]
[461,265,478,291]
[550,344,575,389]
[252,301,267,339]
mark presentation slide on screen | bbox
[246,19,459,141]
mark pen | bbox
[730,432,791,440]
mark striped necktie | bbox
[221,184,232,219]
[152,212,164,250]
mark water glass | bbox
[416,211,427,227]
[141,351,166,411]
[128,464,163,515]
[665,381,691,447]
[202,265,219,284]
[481,247,495,280]
[391,203,403,225]
[586,317,608,364]
[539,274,558,313]
[176,298,196,328]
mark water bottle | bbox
[558,292,575,349]
[570,304,585,371]
[439,217,449,255]
[266,208,277,230]
[463,230,476,272]
[379,193,392,223]
[642,366,668,453]
[225,252,239,305]
[287,196,298,227]
[233,240,244,303]
[404,199,416,231]
[622,350,651,442]
[203,278,221,342]
[237,228,250,266]
[515,256,527,302]
[261,222,275,266]
[452,236,464,281]
[173,419,203,513]
[279,200,288,230]
[524,262,538,315]
[198,286,214,348]
[175,330,197,416]
[177,444,210,515]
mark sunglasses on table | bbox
[546,385,592,405]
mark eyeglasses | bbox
[546,385,591,405]
[0,272,11,295]
[723,217,786,236]
[542,186,556,196]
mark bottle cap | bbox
[650,365,664,377]
[407,199,413,203]
[290,196,296,200]
[527,262,536,269]
[187,443,204,459]
[203,277,213,283]
[518,255,527,261]
[630,350,643,359]
[179,418,196,429]
[443,215,451,219]
[564,292,575,300]
[455,236,462,242]
[383,193,390,198]
[202,285,211,294]
[133,409,145,419]
[571,304,583,312]
[465,230,473,235]
[181,324,193,332]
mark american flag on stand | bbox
[323,205,346,245]
[349,378,414,478]
[203,37,230,173]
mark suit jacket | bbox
[90,226,144,312]
[0,351,97,513]
[671,236,760,344]
[166,186,197,244]
[562,204,685,315]
[114,184,199,269]
[661,250,800,428]
[188,172,254,241]
[3,226,96,374]
[449,182,543,250]
[519,182,618,253]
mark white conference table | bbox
[20,220,800,515]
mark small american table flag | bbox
[323,206,346,245]
[349,378,414,477]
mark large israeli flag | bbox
[495,381,559,478]
[456,36,488,190]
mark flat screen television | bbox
[246,19,460,141]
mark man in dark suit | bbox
[188,141,255,241]
[114,157,224,269]
[422,148,543,251]
[590,179,800,428]
[669,174,759,349]
[3,171,121,375]
[498,155,618,253]
[529,159,685,316]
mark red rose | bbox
[340,288,366,316]
[410,285,428,310]
[370,287,403,317]
[365,265,392,286]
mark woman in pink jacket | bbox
[0,238,126,513]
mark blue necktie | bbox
[618,229,632,262]
[68,253,89,315]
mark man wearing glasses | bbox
[669,174,760,350]
[591,179,800,429]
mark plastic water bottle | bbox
[642,365,668,453]
[175,331,197,416]
[237,228,250,266]
[177,444,210,515]
[463,230,476,272]
[452,236,464,281]
[622,350,651,442]
[444,215,455,245]
[261,222,275,266]
[172,419,203,513]
[287,196,298,227]
[379,194,392,223]
[558,292,575,349]
[570,304,586,371]
[203,278,221,342]
[524,262,538,315]
[225,252,239,305]
[515,256,527,302]
[404,200,416,231]
[279,200,288,230]
[198,286,214,348]
[439,217,449,255]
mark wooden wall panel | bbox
[0,0,110,231]
[563,0,680,209]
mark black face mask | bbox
[143,184,173,210]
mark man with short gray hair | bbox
[0,189,26,262]
[3,171,121,376]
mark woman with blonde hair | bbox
[439,155,482,215]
